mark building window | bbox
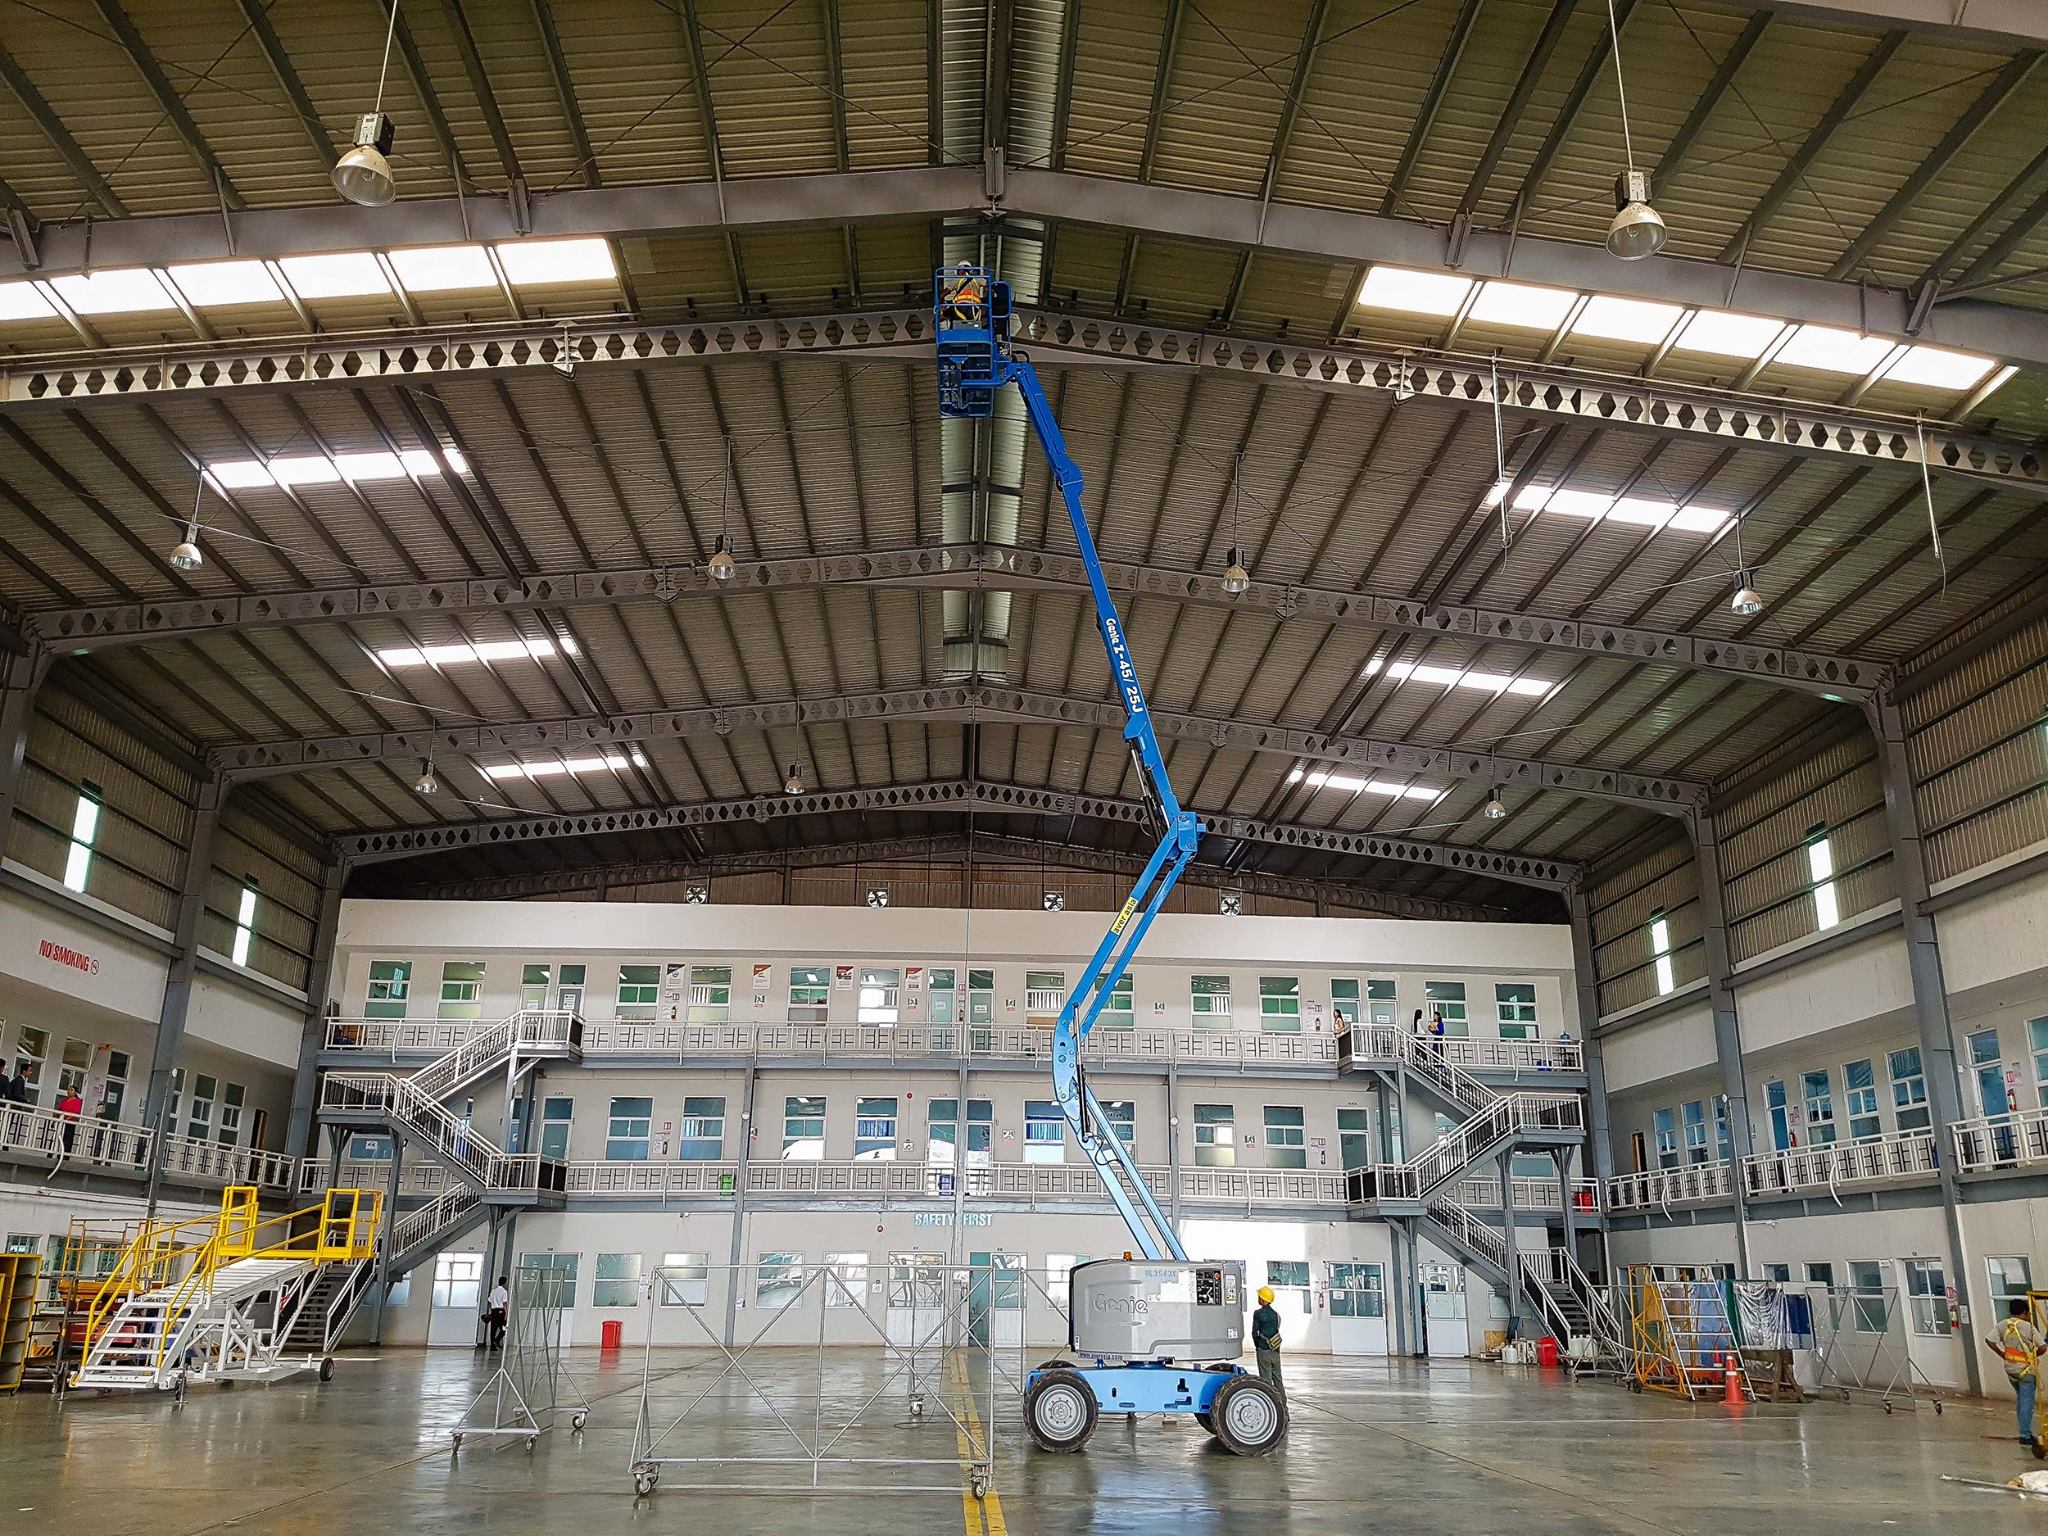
[530,1253,579,1311]
[521,963,552,1010]
[2031,1019,2048,1109]
[432,1251,483,1312]
[1265,1260,1311,1315]
[789,966,830,1023]
[926,1098,992,1177]
[1805,1262,1834,1288]
[1332,978,1396,1028]
[1902,1259,1950,1336]
[594,1252,643,1307]
[1849,1260,1887,1333]
[1763,1263,1791,1283]
[438,960,486,1020]
[11,1026,46,1101]
[1190,975,1232,1031]
[365,960,412,1019]
[1101,1099,1135,1154]
[617,964,661,1021]
[854,1097,898,1160]
[1495,983,1538,1039]
[858,968,902,1026]
[783,1096,826,1160]
[756,1252,803,1309]
[1331,977,1360,1029]
[1026,972,1066,1028]
[1650,914,1675,996]
[1045,1253,1088,1309]
[1802,1069,1837,1146]
[1843,1059,1881,1140]
[62,779,102,892]
[1888,1048,1930,1132]
[1338,1107,1371,1170]
[824,1252,869,1308]
[678,1096,725,1160]
[1653,1107,1678,1169]
[606,1097,653,1161]
[1193,1103,1235,1167]
[538,1096,573,1159]
[1682,1100,1707,1164]
[1264,1105,1306,1169]
[216,1082,246,1146]
[1329,1262,1384,1318]
[688,965,732,1023]
[1258,977,1301,1034]
[1808,830,1839,930]
[231,879,260,967]
[1096,973,1135,1031]
[1989,1256,2033,1306]
[55,1040,91,1101]
[185,1074,218,1142]
[1424,981,1468,1037]
[1024,1100,1066,1163]
[659,1252,710,1306]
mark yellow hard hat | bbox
[1256,1286,1275,1304]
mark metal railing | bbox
[1449,1175,1603,1213]
[1427,1196,1508,1269]
[1741,1129,1939,1198]
[319,1071,560,1192]
[0,1102,296,1191]
[1952,1109,2048,1173]
[391,1186,483,1256]
[1602,1159,1737,1213]
[1357,1092,1584,1205]
[1341,1024,1583,1075]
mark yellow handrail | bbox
[83,1210,220,1347]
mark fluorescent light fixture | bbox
[1466,280,1577,331]
[164,260,285,307]
[0,281,57,321]
[268,454,342,487]
[205,460,278,490]
[1774,324,1893,375]
[1572,295,1685,345]
[1673,309,1783,359]
[493,237,616,286]
[1355,265,1472,317]
[377,636,579,668]
[277,251,391,299]
[390,244,499,292]
[1285,767,1441,801]
[482,751,648,781]
[47,267,176,315]
[1884,345,1996,391]
[1364,657,1552,698]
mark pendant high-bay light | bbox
[412,755,439,796]
[1602,0,1667,261]
[784,762,804,795]
[706,439,737,582]
[1220,451,1251,596]
[167,477,205,571]
[1729,505,1764,616]
[1482,790,1508,821]
[333,2,402,207]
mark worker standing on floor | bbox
[1253,1286,1284,1400]
[1987,1298,2048,1457]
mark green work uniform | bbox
[1252,1302,1284,1397]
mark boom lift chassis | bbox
[936,266,1286,1457]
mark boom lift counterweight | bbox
[935,266,1286,1457]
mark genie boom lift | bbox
[935,266,1288,1457]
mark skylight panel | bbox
[1775,325,1894,375]
[1285,767,1441,801]
[268,455,342,487]
[47,268,176,315]
[1605,497,1675,529]
[1884,345,1996,391]
[1365,658,1553,698]
[1672,309,1783,359]
[493,237,617,286]
[205,460,277,490]
[334,452,406,482]
[390,244,498,293]
[0,281,57,320]
[1667,505,1731,534]
[1542,489,1615,519]
[277,252,391,299]
[377,637,579,668]
[1356,265,1473,317]
[1572,296,1685,345]
[164,260,285,307]
[483,752,649,781]
[1466,280,1577,331]
[209,449,465,489]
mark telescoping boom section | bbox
[935,265,1285,1457]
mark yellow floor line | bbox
[946,1352,1008,1536]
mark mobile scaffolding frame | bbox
[452,1255,592,1452]
[1806,1281,1946,1415]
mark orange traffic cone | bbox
[1723,1353,1744,1406]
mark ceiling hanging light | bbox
[412,756,439,796]
[1482,791,1508,821]
[1601,2,1666,261]
[706,437,738,582]
[784,762,804,796]
[706,532,736,583]
[168,478,205,571]
[333,4,402,207]
[1221,545,1251,596]
[1730,574,1764,617]
[1220,451,1251,596]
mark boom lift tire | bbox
[1024,1368,1099,1453]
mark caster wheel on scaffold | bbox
[572,1410,588,1432]
[970,1468,991,1501]
[633,1467,658,1497]
[524,1435,538,1454]
[451,1433,463,1450]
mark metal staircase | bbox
[1519,1249,1625,1376]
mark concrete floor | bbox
[3,1350,2042,1535]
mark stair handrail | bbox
[82,1210,218,1354]
[392,1185,483,1254]
[1395,1029,1499,1115]
[1427,1196,1506,1269]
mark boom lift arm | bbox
[936,266,1201,1261]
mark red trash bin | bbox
[1535,1336,1561,1369]
[600,1319,624,1351]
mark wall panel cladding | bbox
[9,688,199,929]
[1587,835,1703,1016]
[201,806,325,991]
[1907,614,2048,884]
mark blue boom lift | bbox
[935,266,1288,1457]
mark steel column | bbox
[1497,1150,1521,1335]
[722,1064,758,1350]
[1564,888,1616,1184]
[285,861,346,1159]
[1165,1061,1183,1235]
[371,1134,404,1345]
[1686,812,1753,1275]
[0,645,49,860]
[143,771,226,1133]
[1866,690,1983,1395]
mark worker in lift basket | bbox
[1987,1297,2048,1458]
[943,269,987,327]
[1252,1286,1284,1400]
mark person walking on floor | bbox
[485,1276,510,1351]
[1252,1285,1284,1400]
[1988,1297,2048,1457]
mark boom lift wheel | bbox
[1023,1368,1098,1453]
[1207,1375,1287,1457]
